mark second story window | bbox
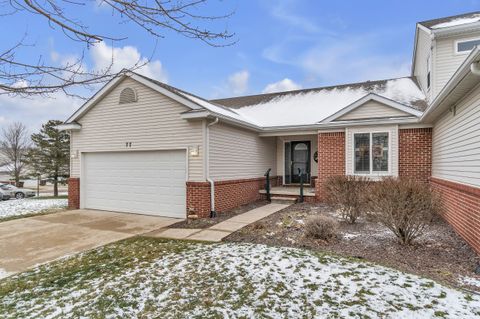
[456,38,480,54]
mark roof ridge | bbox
[211,76,414,103]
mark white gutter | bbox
[206,117,219,217]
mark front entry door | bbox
[290,141,311,183]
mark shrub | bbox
[324,175,371,223]
[366,177,439,245]
[304,215,339,241]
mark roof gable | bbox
[321,94,423,123]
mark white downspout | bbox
[470,61,480,75]
[206,117,219,217]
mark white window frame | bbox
[353,132,391,176]
[454,37,480,55]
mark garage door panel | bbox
[83,151,186,218]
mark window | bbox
[354,132,389,174]
[456,38,480,53]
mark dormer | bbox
[412,12,480,102]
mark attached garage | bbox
[82,150,186,218]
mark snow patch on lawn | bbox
[0,199,67,219]
[2,242,479,318]
[459,275,480,288]
[0,268,11,280]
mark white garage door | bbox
[83,150,186,218]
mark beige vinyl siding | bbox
[70,77,204,181]
[432,84,480,187]
[345,125,399,179]
[336,100,411,121]
[434,32,480,96]
[209,123,276,181]
[413,28,432,97]
[275,135,318,180]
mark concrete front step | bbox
[271,196,298,204]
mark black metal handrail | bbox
[298,168,304,203]
[264,168,272,202]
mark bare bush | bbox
[367,177,439,245]
[304,215,339,241]
[324,175,370,223]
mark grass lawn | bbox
[1,238,479,318]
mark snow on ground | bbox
[460,275,480,289]
[1,240,479,318]
[0,198,67,219]
[0,268,11,280]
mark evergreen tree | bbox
[26,120,70,197]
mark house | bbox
[59,12,480,253]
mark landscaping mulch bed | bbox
[225,202,480,292]
[169,200,269,229]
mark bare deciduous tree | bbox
[0,122,30,185]
[1,0,235,97]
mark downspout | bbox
[206,117,219,217]
[471,61,480,75]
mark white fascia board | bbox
[180,110,211,119]
[127,73,202,110]
[432,22,480,38]
[65,74,127,123]
[320,93,422,124]
[421,47,480,122]
[56,123,82,131]
[258,130,318,137]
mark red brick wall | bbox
[68,178,80,209]
[431,177,480,254]
[399,128,432,183]
[316,132,345,201]
[186,176,278,218]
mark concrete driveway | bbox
[0,210,180,277]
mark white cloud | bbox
[263,78,302,93]
[227,70,249,95]
[268,0,335,35]
[91,42,168,82]
[0,93,82,133]
[263,33,411,86]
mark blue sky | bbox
[1,0,479,130]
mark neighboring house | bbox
[59,12,480,253]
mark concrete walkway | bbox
[148,203,290,242]
[0,210,180,277]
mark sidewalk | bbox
[147,203,290,242]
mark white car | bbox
[0,184,36,199]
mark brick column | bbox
[186,181,211,218]
[316,132,345,201]
[68,177,80,209]
[398,128,432,183]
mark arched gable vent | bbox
[119,87,137,104]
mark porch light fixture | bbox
[71,150,79,159]
[189,146,199,157]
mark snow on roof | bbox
[217,78,425,127]
[420,12,480,30]
[137,72,425,128]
